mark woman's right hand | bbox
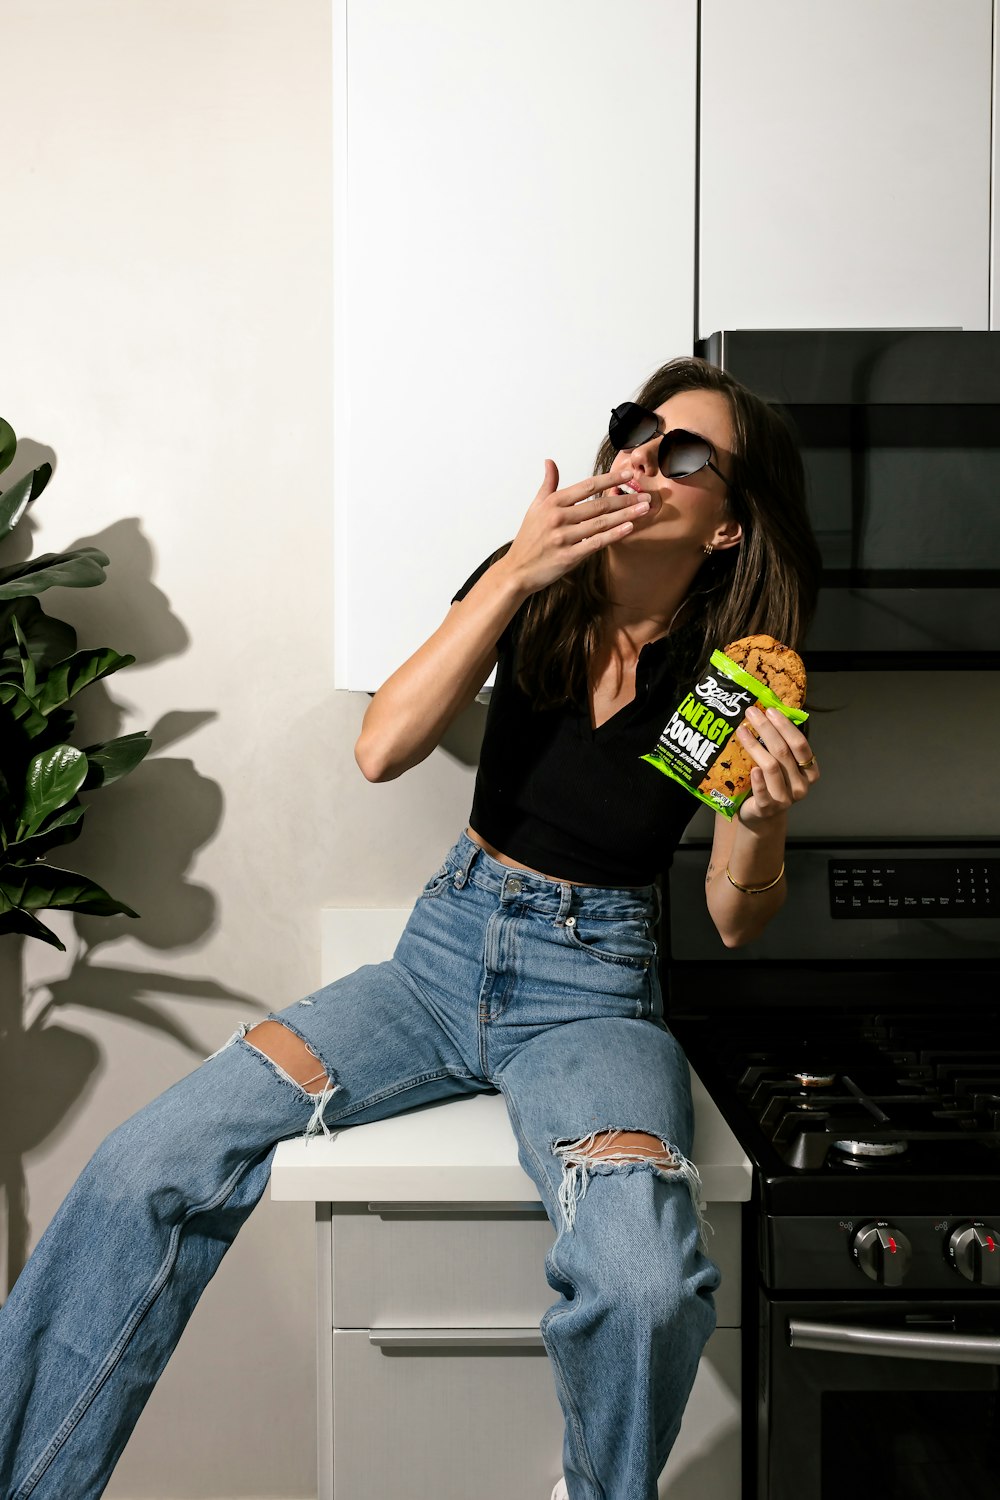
[497,459,652,596]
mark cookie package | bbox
[641,634,809,820]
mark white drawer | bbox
[326,1326,740,1500]
[331,1326,562,1498]
[330,1200,741,1329]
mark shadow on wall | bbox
[440,705,487,770]
[0,503,262,1294]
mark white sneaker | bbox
[550,1481,569,1500]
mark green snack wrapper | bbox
[641,647,809,819]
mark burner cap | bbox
[793,1071,837,1088]
[832,1138,908,1158]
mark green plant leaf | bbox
[0,547,109,601]
[0,761,18,835]
[0,598,77,684]
[9,797,86,843]
[16,745,89,840]
[0,464,53,543]
[0,905,66,951]
[0,863,138,920]
[81,731,152,789]
[36,647,135,715]
[0,682,48,739]
[12,618,36,697]
[7,803,85,862]
[0,420,15,475]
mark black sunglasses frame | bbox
[609,402,731,485]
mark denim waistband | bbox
[447,829,661,924]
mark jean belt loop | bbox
[455,837,479,887]
[556,881,574,925]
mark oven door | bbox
[761,1295,1000,1497]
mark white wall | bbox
[2,3,346,1495]
[1,3,997,1499]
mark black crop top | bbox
[451,552,704,886]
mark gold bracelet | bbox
[725,861,785,895]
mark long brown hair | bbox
[486,355,822,710]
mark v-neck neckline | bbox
[586,637,657,737]
[584,619,699,738]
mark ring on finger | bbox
[797,756,817,771]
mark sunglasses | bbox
[609,402,730,484]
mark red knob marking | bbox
[888,1236,897,1254]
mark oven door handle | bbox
[788,1318,1000,1365]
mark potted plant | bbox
[0,417,151,951]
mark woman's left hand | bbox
[734,705,819,829]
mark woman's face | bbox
[609,387,740,552]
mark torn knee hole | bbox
[244,1020,331,1094]
[554,1129,678,1167]
[551,1129,711,1243]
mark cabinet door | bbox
[328,1326,740,1499]
[334,0,699,691]
[699,0,993,335]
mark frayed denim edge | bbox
[552,1128,715,1251]
[203,1022,342,1143]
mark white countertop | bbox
[271,1064,752,1204]
[270,908,752,1207]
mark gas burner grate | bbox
[680,1004,1000,1178]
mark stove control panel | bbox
[851,1222,912,1285]
[829,857,997,919]
[767,1216,1000,1292]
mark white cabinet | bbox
[271,909,753,1500]
[318,1200,742,1500]
[333,0,700,692]
[329,1326,741,1499]
[335,1,998,689]
[698,0,994,335]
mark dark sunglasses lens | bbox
[609,403,658,452]
[660,433,711,478]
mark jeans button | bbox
[507,877,522,894]
[453,871,465,888]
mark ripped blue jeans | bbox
[0,829,720,1500]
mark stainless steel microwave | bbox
[694,329,1000,669]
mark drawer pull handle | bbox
[369,1327,546,1349]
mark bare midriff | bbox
[465,825,649,891]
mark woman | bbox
[0,356,821,1500]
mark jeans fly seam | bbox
[13,1151,264,1499]
[379,955,487,1083]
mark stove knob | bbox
[851,1222,912,1285]
[947,1223,1000,1286]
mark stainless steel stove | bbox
[662,839,1000,1497]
